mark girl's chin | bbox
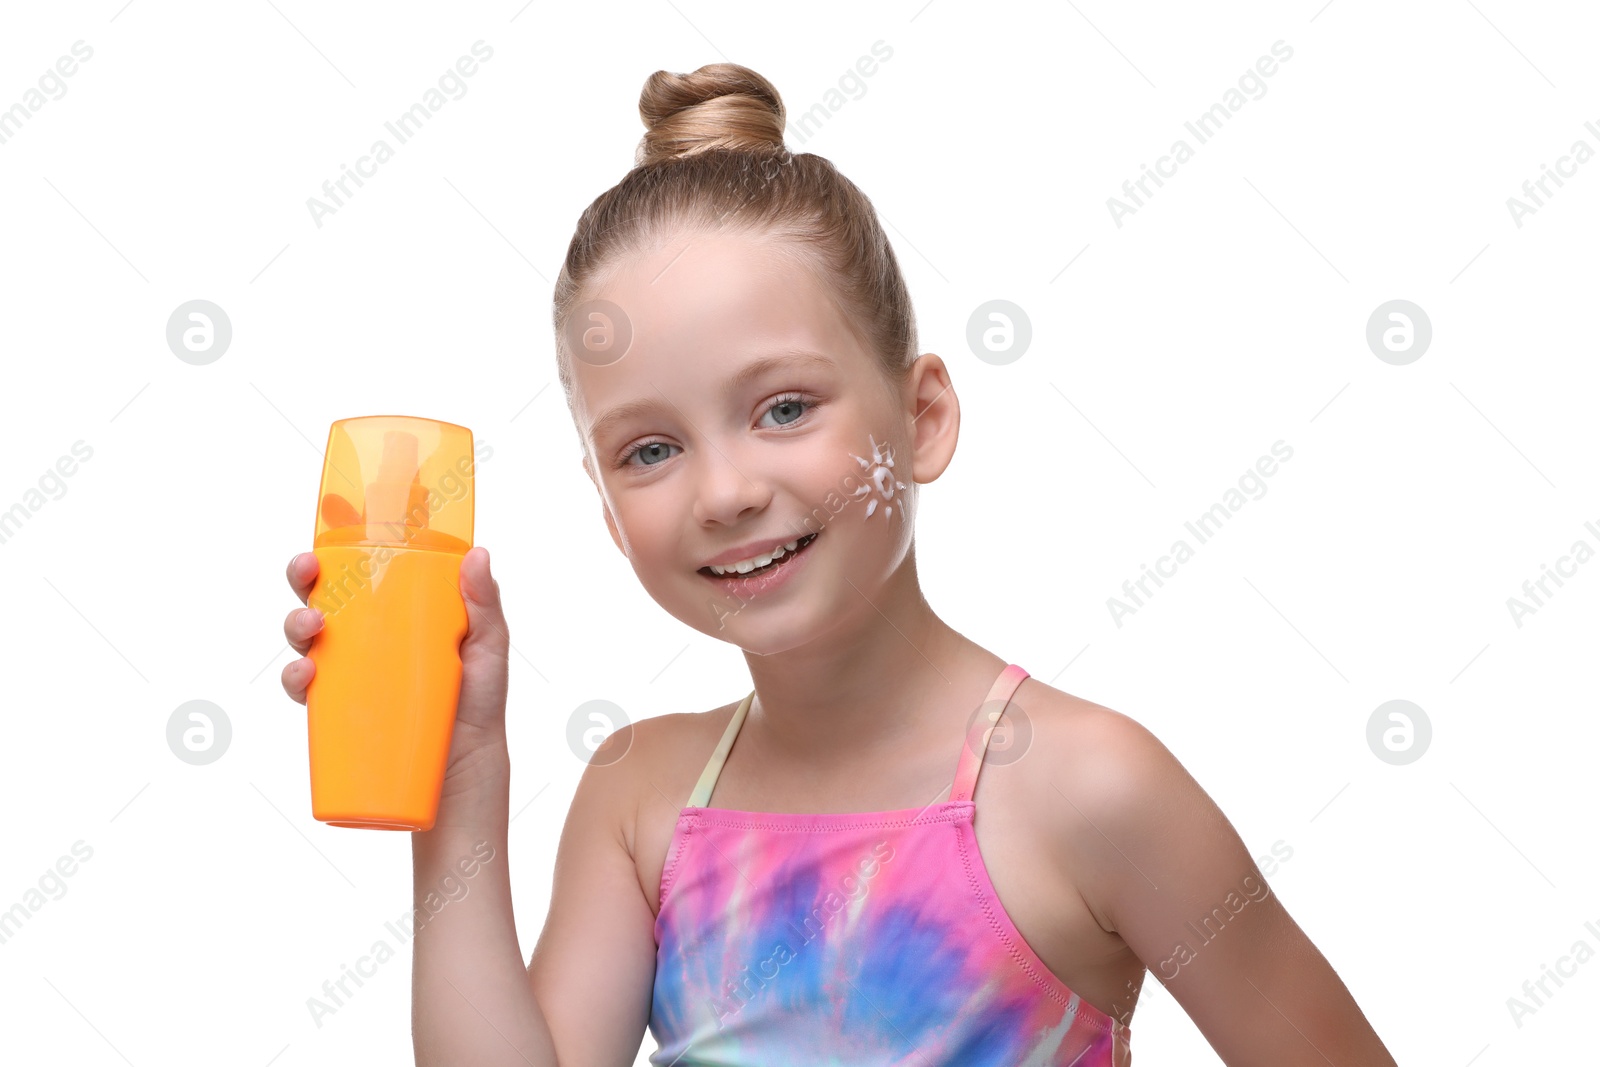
[677,581,832,652]
[690,605,824,652]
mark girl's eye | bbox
[618,440,679,469]
[758,393,812,429]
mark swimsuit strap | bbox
[687,689,755,808]
[949,663,1031,803]
[687,663,1030,809]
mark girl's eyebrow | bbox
[726,349,836,390]
[587,349,835,443]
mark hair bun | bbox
[636,63,786,167]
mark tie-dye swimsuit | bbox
[650,664,1132,1065]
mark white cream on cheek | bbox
[848,433,908,521]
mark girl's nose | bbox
[691,447,773,527]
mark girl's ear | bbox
[905,353,959,484]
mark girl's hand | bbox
[281,546,512,788]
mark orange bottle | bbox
[304,415,475,831]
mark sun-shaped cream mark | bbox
[848,434,908,521]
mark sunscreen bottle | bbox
[305,415,474,831]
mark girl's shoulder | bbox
[597,697,741,770]
[596,699,743,831]
[626,698,743,769]
[603,700,745,890]
[1009,676,1169,781]
[1005,678,1192,841]
[1008,676,1229,923]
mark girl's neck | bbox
[736,566,1002,769]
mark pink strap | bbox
[949,664,1030,803]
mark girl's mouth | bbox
[699,531,820,582]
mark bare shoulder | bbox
[588,698,735,781]
[1012,677,1235,922]
[610,700,738,781]
[592,699,742,860]
[1012,676,1179,803]
[1003,680,1397,1061]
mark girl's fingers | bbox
[282,553,323,702]
[286,552,320,606]
[283,606,324,656]
[281,657,314,705]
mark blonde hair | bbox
[552,62,917,416]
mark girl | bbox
[281,63,1397,1067]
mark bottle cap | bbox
[313,415,474,551]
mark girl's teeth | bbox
[710,537,804,576]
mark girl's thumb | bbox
[459,546,505,627]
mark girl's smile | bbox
[697,528,821,598]
[699,529,819,575]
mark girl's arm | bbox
[1061,711,1399,1066]
[524,720,661,1066]
[412,728,658,1067]
[412,750,562,1066]
[407,545,656,1066]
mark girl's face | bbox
[570,228,921,655]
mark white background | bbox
[1,1,1596,1063]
